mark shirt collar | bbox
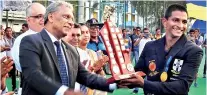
[44,29,62,44]
[27,29,37,33]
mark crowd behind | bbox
[0,1,207,95]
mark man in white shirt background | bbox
[11,2,46,93]
[11,2,45,73]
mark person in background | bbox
[188,29,196,43]
[0,26,10,59]
[11,2,46,72]
[79,24,108,95]
[122,29,132,53]
[4,27,16,91]
[86,18,106,54]
[154,28,162,40]
[132,28,152,94]
[138,28,152,58]
[11,3,46,93]
[131,27,142,64]
[187,29,199,87]
[21,23,29,33]
[63,23,80,47]
[4,27,15,57]
[130,27,142,94]
[86,18,110,75]
[194,29,203,48]
[64,23,108,95]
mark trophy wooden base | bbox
[107,71,146,84]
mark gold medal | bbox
[160,72,168,82]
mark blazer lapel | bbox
[166,34,187,59]
[40,29,61,75]
[62,41,74,87]
[155,37,166,68]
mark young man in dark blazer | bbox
[19,1,116,95]
[118,4,203,95]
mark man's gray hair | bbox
[26,3,45,17]
[26,4,33,17]
[44,1,73,24]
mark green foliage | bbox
[130,1,186,31]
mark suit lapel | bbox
[62,41,73,87]
[155,37,166,68]
[40,29,61,75]
[166,34,187,59]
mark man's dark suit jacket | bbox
[19,29,111,95]
[135,34,203,95]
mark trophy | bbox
[99,5,145,83]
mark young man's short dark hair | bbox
[5,27,12,32]
[143,28,149,31]
[189,29,195,33]
[164,4,188,19]
[73,23,80,28]
[122,29,126,32]
[22,23,28,28]
[194,28,200,32]
[156,28,160,31]
[79,23,86,26]
[133,27,141,31]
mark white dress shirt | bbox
[44,29,69,95]
[46,29,116,95]
[11,29,37,72]
[4,36,15,57]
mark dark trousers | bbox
[9,64,16,91]
[20,73,24,87]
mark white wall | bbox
[2,19,25,32]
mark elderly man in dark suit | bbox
[118,4,203,95]
[19,1,116,95]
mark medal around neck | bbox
[161,72,168,82]
[160,56,172,82]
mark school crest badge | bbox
[171,59,184,75]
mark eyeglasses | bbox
[30,14,44,19]
[72,34,81,37]
[90,26,99,30]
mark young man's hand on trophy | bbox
[117,73,144,89]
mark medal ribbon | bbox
[164,56,173,72]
